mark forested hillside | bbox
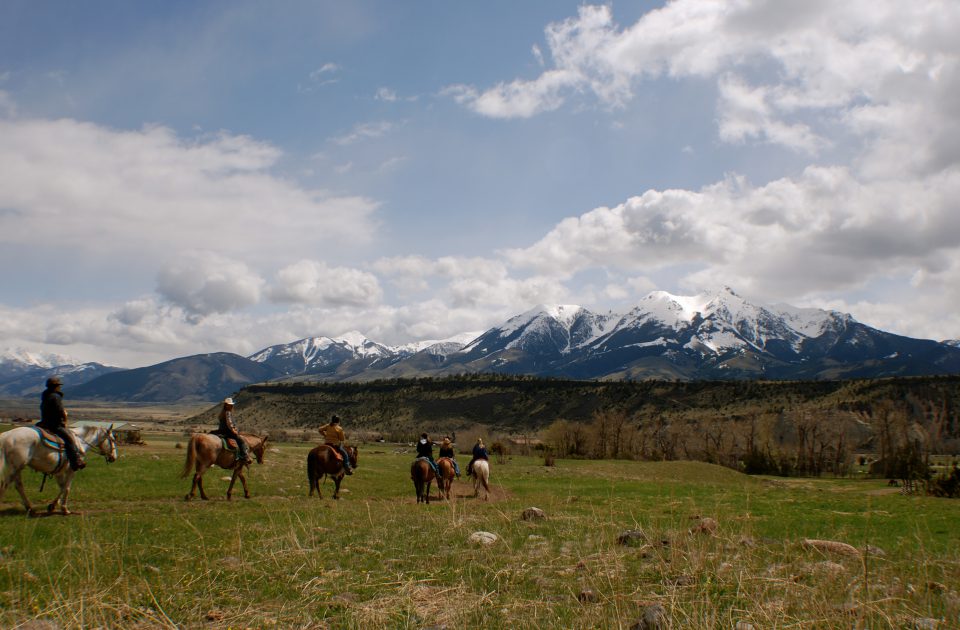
[191,375,960,474]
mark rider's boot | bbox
[66,446,86,471]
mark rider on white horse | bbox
[467,438,488,477]
[37,377,85,471]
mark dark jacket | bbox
[416,439,433,460]
[39,388,66,430]
[217,408,240,438]
[472,444,489,460]
[438,445,455,459]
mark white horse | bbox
[472,459,490,501]
[0,425,118,516]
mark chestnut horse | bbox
[180,433,267,501]
[436,457,456,500]
[411,458,435,504]
[307,444,358,499]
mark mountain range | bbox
[4,288,960,402]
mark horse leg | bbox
[333,474,342,500]
[226,468,239,500]
[51,473,74,515]
[12,471,36,516]
[185,472,198,501]
[239,468,251,499]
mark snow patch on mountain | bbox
[392,331,483,355]
[1,348,82,369]
[499,304,583,337]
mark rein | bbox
[38,429,114,487]
[78,429,116,462]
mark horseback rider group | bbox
[415,434,489,479]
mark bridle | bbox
[78,426,117,462]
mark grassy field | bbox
[1,432,958,629]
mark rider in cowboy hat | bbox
[216,397,251,465]
[37,376,86,470]
[318,414,353,474]
[438,436,460,478]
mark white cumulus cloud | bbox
[269,260,382,307]
[156,254,264,320]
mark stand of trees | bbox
[542,399,954,490]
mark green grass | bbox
[1,435,958,629]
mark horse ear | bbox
[108,424,114,432]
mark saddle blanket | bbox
[32,426,66,451]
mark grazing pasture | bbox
[0,432,958,629]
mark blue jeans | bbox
[334,444,352,470]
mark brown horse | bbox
[180,433,268,501]
[411,458,435,504]
[307,444,358,499]
[436,457,456,500]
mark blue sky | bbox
[2,1,960,367]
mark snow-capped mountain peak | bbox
[499,304,584,337]
[0,348,82,369]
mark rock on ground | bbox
[630,603,665,630]
[521,507,546,521]
[468,531,498,546]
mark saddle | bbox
[324,444,344,462]
[32,426,67,451]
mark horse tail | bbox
[307,450,319,486]
[180,435,198,478]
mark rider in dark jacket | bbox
[437,436,461,477]
[416,433,440,476]
[467,438,489,477]
[37,377,85,470]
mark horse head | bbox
[252,435,267,464]
[349,446,359,469]
[99,424,118,463]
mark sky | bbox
[2,0,960,368]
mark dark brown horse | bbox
[436,457,456,500]
[307,444,358,499]
[411,458,435,504]
[180,433,268,501]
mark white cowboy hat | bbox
[223,397,235,405]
